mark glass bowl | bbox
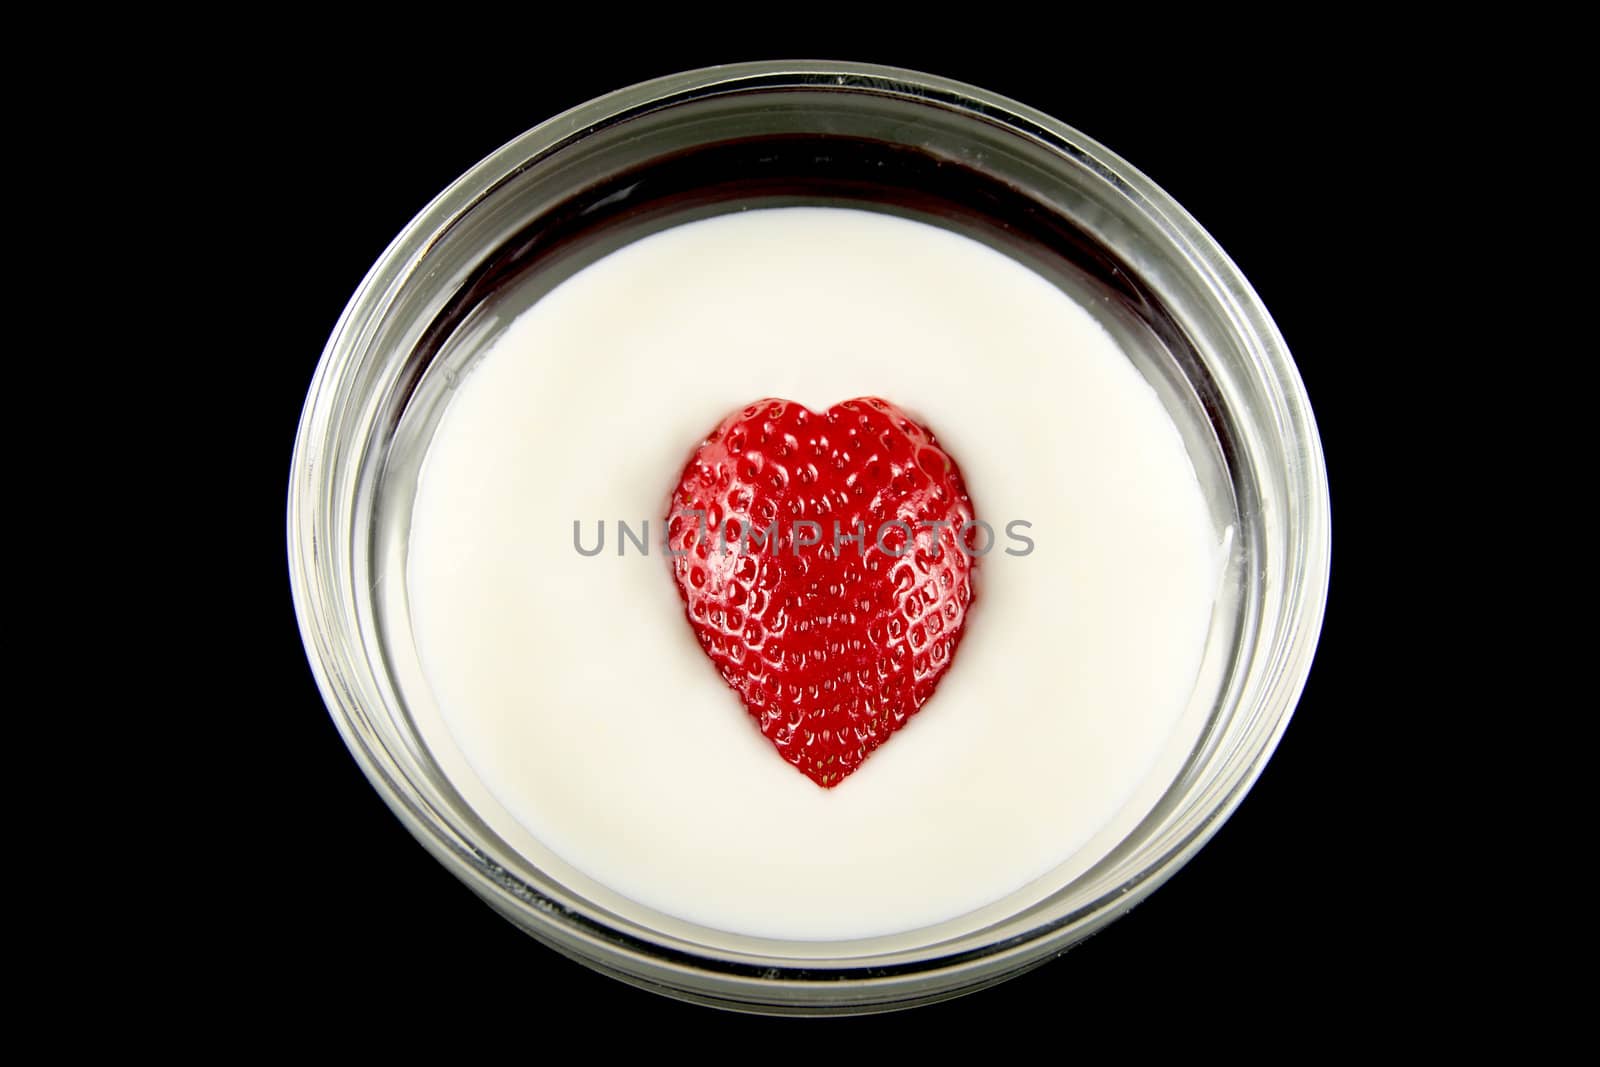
[287,60,1330,1014]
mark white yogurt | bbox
[407,207,1224,941]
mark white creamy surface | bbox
[407,207,1222,941]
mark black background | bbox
[225,42,1414,1039]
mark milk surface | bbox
[407,207,1222,940]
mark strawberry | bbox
[667,397,978,787]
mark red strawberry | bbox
[667,397,978,787]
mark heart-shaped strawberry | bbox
[667,397,978,787]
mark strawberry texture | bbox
[667,397,978,787]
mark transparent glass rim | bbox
[287,60,1331,1014]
